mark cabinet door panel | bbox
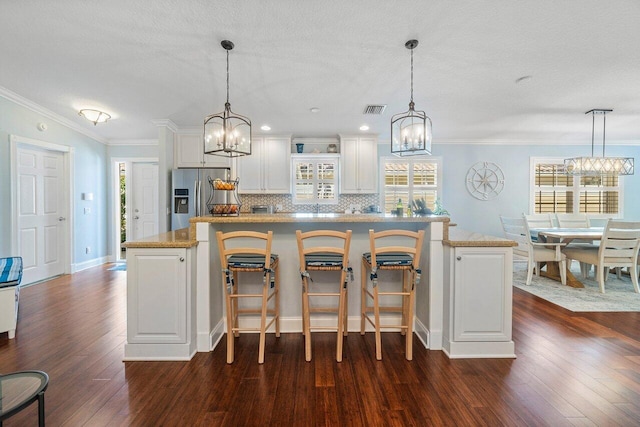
[264,138,291,193]
[453,249,511,341]
[357,137,378,193]
[175,134,230,168]
[128,249,187,343]
[236,138,264,193]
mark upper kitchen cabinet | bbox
[174,133,231,168]
[339,135,378,193]
[236,136,291,194]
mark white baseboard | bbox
[71,256,110,273]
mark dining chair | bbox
[555,213,590,228]
[296,229,352,362]
[562,220,640,293]
[500,216,567,286]
[523,214,555,241]
[216,230,280,364]
[555,213,596,274]
[361,229,424,361]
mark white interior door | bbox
[16,146,67,284]
[132,163,159,240]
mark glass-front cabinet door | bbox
[291,155,339,205]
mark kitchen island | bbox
[123,213,517,361]
[192,213,449,356]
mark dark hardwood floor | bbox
[1,265,639,426]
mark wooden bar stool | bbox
[296,229,352,362]
[361,229,425,361]
[216,230,280,364]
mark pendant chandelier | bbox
[204,40,252,157]
[391,39,432,156]
[564,109,634,176]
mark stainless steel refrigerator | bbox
[171,168,230,230]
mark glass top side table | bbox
[0,370,49,426]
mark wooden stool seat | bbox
[296,230,352,362]
[217,230,280,364]
[361,229,425,361]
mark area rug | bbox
[513,262,640,312]
[107,263,126,271]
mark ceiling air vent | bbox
[363,104,387,115]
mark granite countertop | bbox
[190,213,450,224]
[443,228,517,247]
[122,226,198,248]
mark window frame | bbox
[291,154,340,205]
[379,156,443,214]
[529,157,624,219]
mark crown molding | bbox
[377,137,640,146]
[107,139,158,146]
[150,119,178,133]
[0,85,108,144]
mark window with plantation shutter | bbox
[380,157,442,214]
[531,157,622,217]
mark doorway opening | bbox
[111,158,159,264]
[118,162,127,261]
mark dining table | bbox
[530,227,604,288]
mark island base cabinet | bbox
[443,246,516,358]
[124,247,196,361]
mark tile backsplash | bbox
[239,194,380,213]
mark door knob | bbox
[456,256,462,261]
[134,216,140,220]
[58,217,66,221]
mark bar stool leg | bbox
[233,271,240,338]
[258,277,270,364]
[336,272,346,362]
[275,266,281,337]
[406,281,415,361]
[373,284,382,360]
[225,283,235,364]
[400,270,408,336]
[301,277,312,361]
[343,272,349,337]
[360,260,367,335]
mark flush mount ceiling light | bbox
[204,40,252,157]
[564,109,634,176]
[391,39,432,156]
[78,109,111,125]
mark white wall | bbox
[378,141,640,238]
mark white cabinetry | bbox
[236,136,290,193]
[339,135,378,193]
[443,245,515,358]
[124,247,197,360]
[174,133,231,168]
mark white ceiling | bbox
[2,0,640,144]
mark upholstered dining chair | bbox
[562,220,640,293]
[500,216,567,286]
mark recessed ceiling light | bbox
[261,125,271,131]
[310,107,320,113]
[359,125,369,131]
[515,75,533,84]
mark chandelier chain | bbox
[226,49,230,105]
[410,46,414,103]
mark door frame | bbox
[111,157,158,262]
[10,134,74,276]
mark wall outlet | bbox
[85,247,91,254]
[84,207,91,215]
[275,204,283,212]
[349,204,361,212]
